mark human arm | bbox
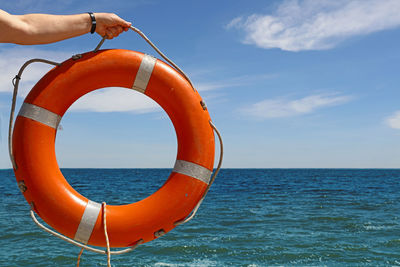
[0,9,131,45]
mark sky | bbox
[1,0,400,168]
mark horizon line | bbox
[2,167,400,170]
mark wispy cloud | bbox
[385,111,400,129]
[69,87,159,113]
[227,0,400,51]
[195,73,276,92]
[241,93,352,119]
[0,48,70,95]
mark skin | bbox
[0,9,132,44]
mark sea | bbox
[1,168,400,266]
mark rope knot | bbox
[12,75,21,86]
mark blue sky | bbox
[1,0,400,168]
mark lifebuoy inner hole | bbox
[54,87,177,205]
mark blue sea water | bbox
[1,168,400,266]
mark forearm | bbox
[11,13,92,45]
[0,9,131,45]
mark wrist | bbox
[87,12,96,34]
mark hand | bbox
[94,13,131,39]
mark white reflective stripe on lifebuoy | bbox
[132,54,157,93]
[18,103,61,129]
[173,160,212,185]
[74,200,101,244]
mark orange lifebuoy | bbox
[12,49,215,248]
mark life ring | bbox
[12,49,215,248]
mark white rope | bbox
[102,202,111,267]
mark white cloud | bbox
[69,87,159,113]
[228,0,400,51]
[242,93,352,119]
[385,111,400,129]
